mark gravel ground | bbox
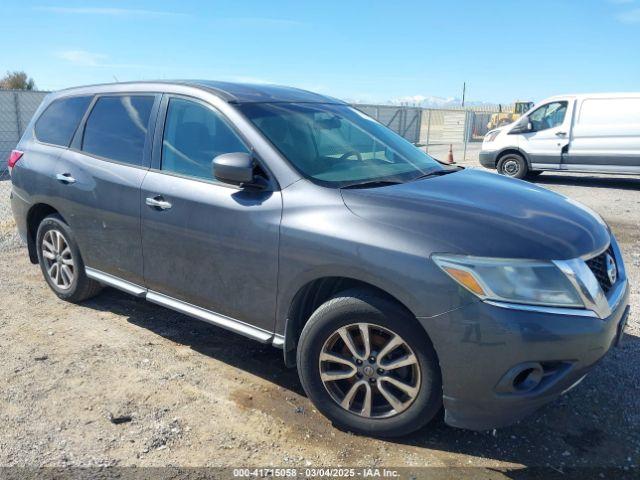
[0,164,639,477]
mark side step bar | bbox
[85,267,278,346]
[86,268,146,297]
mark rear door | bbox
[564,97,640,172]
[55,93,159,285]
[518,100,573,169]
[140,95,281,332]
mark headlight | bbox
[433,254,584,307]
[484,130,500,142]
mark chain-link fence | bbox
[353,103,524,161]
[354,104,422,144]
[0,90,48,174]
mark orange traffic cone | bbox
[447,144,455,164]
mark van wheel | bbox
[36,214,102,302]
[297,289,442,437]
[497,153,528,179]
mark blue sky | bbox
[2,0,640,104]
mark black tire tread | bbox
[36,214,102,303]
[296,288,442,437]
[497,152,528,180]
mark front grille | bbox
[585,245,616,293]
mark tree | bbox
[0,71,36,90]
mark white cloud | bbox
[616,7,640,22]
[393,95,458,107]
[55,50,151,68]
[35,6,188,17]
[56,50,107,66]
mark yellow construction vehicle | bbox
[487,101,534,130]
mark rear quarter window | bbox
[34,96,93,147]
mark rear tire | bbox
[297,289,442,437]
[497,153,528,179]
[36,214,102,302]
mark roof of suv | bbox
[57,80,345,105]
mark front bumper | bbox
[479,150,498,168]
[418,281,630,430]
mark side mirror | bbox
[509,118,533,134]
[213,152,255,186]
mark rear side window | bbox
[34,96,92,147]
[82,95,155,166]
[161,97,248,180]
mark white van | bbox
[479,93,640,179]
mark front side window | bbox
[528,101,568,132]
[34,96,92,147]
[239,103,444,187]
[161,98,248,180]
[82,95,155,166]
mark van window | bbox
[528,101,567,132]
[579,98,640,126]
[82,95,155,166]
[34,96,92,147]
[161,98,248,180]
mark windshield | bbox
[239,103,444,187]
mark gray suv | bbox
[9,81,630,437]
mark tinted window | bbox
[240,103,443,186]
[161,98,248,180]
[82,95,154,166]
[34,96,92,147]
[529,101,567,132]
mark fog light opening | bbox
[512,366,543,392]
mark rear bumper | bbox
[418,283,630,430]
[10,186,29,244]
[479,150,498,168]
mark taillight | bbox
[7,150,23,175]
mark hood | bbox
[341,169,609,260]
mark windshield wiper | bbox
[341,180,403,189]
[411,167,460,182]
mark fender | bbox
[274,263,423,337]
[495,147,533,169]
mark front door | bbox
[518,100,572,169]
[141,96,281,332]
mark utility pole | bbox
[461,82,466,108]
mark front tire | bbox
[36,214,102,302]
[497,153,528,179]
[297,289,442,437]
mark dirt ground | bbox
[0,164,639,476]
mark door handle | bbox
[555,131,567,137]
[55,173,76,184]
[145,195,172,210]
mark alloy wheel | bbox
[319,323,421,418]
[41,229,75,290]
